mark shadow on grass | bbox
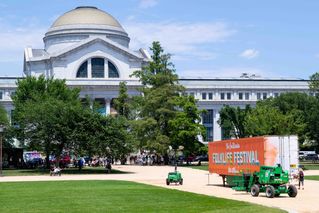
[3,167,132,176]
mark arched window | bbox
[92,58,105,78]
[76,61,88,78]
[76,58,120,79]
[108,61,119,78]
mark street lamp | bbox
[0,124,5,177]
[169,145,184,172]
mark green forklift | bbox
[232,164,298,198]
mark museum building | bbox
[0,6,311,142]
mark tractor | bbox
[232,164,298,198]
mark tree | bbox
[245,104,288,136]
[113,81,131,119]
[168,95,206,156]
[0,105,8,126]
[0,105,11,148]
[12,76,85,167]
[309,72,319,92]
[218,105,252,139]
[131,41,204,154]
[112,82,136,164]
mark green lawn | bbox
[2,167,128,176]
[0,180,284,213]
[305,175,319,181]
[301,163,319,170]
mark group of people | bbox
[131,154,167,166]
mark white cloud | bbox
[139,0,158,9]
[179,67,275,78]
[239,48,259,59]
[0,21,45,62]
[0,28,45,62]
[124,21,235,60]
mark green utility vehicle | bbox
[232,165,297,198]
[166,171,183,185]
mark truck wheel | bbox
[250,184,260,197]
[287,185,298,197]
[180,179,183,185]
[266,185,275,198]
[166,179,170,185]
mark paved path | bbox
[1,166,319,213]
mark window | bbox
[203,109,213,124]
[257,93,261,100]
[208,93,213,100]
[76,61,88,78]
[245,92,250,100]
[238,92,243,100]
[205,127,213,141]
[189,92,195,97]
[274,92,279,98]
[92,58,104,78]
[226,92,231,100]
[76,58,120,79]
[108,61,119,78]
[202,93,207,100]
[220,93,225,100]
[0,91,3,100]
[263,93,267,99]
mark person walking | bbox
[298,168,304,190]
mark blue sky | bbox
[1,0,319,79]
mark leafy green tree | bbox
[309,72,319,92]
[113,81,131,119]
[169,95,206,156]
[305,100,319,151]
[218,105,252,139]
[12,76,85,167]
[131,41,204,154]
[112,82,136,164]
[245,104,288,136]
[0,105,12,148]
[0,105,8,126]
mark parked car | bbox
[304,154,319,162]
[50,155,71,168]
[194,154,208,165]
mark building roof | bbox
[50,6,123,29]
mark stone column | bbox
[213,109,222,141]
[88,59,92,78]
[105,59,109,78]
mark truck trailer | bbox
[208,136,299,186]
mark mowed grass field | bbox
[0,180,284,213]
[305,175,319,181]
[2,167,127,176]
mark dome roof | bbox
[51,6,123,29]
